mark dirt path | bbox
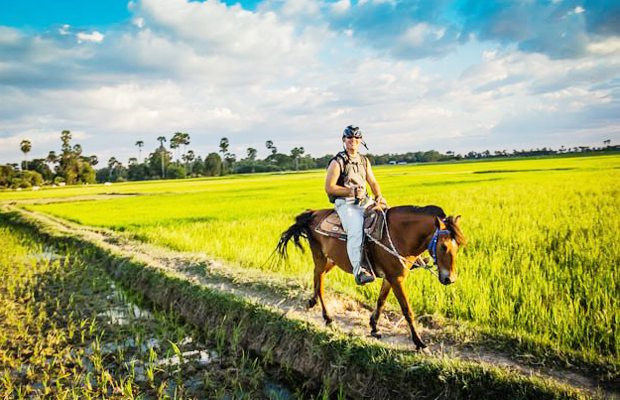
[4,204,615,398]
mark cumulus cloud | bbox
[0,0,618,164]
[317,0,620,60]
[76,31,104,43]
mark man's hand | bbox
[354,186,366,201]
[374,195,386,205]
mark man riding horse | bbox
[325,125,387,285]
[277,128,466,348]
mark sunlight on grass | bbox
[21,155,620,359]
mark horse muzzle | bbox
[439,273,455,285]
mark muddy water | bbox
[27,250,294,399]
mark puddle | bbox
[155,349,219,367]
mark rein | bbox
[365,208,444,278]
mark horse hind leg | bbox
[309,250,334,325]
[370,278,391,338]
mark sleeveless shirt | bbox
[327,151,368,203]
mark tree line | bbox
[1,130,617,189]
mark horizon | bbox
[1,0,619,165]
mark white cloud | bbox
[331,0,350,14]
[0,0,618,163]
[59,25,70,35]
[587,37,620,56]
[132,18,145,28]
[76,31,105,44]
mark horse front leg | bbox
[370,278,391,338]
[389,276,428,351]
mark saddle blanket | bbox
[315,208,385,241]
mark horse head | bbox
[434,215,466,285]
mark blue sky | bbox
[0,0,618,165]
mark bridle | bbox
[365,209,452,278]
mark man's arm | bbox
[366,159,386,205]
[325,160,355,198]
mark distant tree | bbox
[191,155,205,175]
[20,139,32,170]
[604,139,611,147]
[46,151,58,171]
[28,159,53,181]
[182,150,195,174]
[135,140,144,163]
[170,133,181,162]
[290,147,304,171]
[246,147,258,173]
[180,132,190,157]
[157,136,167,177]
[225,153,236,173]
[265,140,277,156]
[219,137,229,175]
[89,155,98,166]
[204,152,222,176]
[180,133,191,172]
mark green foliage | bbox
[20,155,620,364]
[204,152,222,176]
[0,218,289,398]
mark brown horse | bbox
[276,205,466,350]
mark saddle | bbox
[314,206,386,242]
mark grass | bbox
[0,216,300,398]
[6,155,620,368]
[0,211,587,399]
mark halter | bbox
[428,227,451,267]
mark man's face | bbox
[343,135,361,152]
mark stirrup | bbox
[355,268,375,286]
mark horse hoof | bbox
[418,346,432,356]
[308,298,317,308]
[370,331,382,339]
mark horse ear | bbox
[436,216,445,229]
[454,215,462,225]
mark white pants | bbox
[334,198,370,275]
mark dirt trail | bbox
[4,204,615,398]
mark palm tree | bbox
[170,132,182,162]
[247,147,257,173]
[182,150,195,175]
[290,147,304,171]
[265,140,277,155]
[181,133,190,171]
[135,140,144,163]
[46,151,58,171]
[219,137,229,175]
[157,136,167,178]
[108,157,118,180]
[20,139,32,170]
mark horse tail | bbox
[276,210,315,259]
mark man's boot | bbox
[354,266,375,285]
[354,244,375,285]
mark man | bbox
[325,125,386,285]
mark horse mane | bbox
[443,215,467,247]
[391,205,467,247]
[391,205,446,218]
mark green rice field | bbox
[5,155,619,364]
